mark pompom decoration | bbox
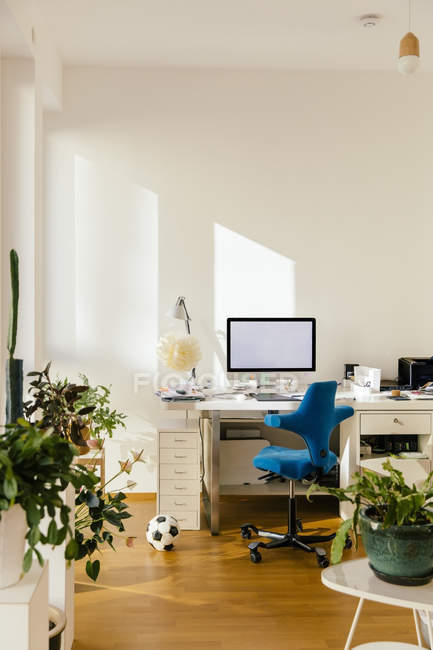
[157,333,201,371]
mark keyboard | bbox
[254,393,303,402]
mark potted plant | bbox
[0,419,97,588]
[24,363,95,453]
[24,367,126,451]
[74,451,143,581]
[24,363,143,581]
[308,459,433,585]
[75,374,127,440]
[49,605,66,650]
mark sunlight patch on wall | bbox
[213,223,295,382]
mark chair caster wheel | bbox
[316,554,329,568]
[344,536,353,550]
[250,550,262,563]
[241,524,257,539]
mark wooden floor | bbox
[73,495,418,650]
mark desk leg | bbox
[425,609,433,649]
[202,411,220,535]
[413,610,422,647]
[340,416,359,520]
[344,598,364,650]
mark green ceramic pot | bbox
[359,507,433,580]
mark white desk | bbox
[162,392,433,534]
[322,557,433,649]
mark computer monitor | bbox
[227,318,316,372]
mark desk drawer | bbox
[159,432,198,449]
[159,464,199,480]
[159,495,198,511]
[160,479,200,495]
[170,511,198,530]
[360,413,431,436]
[159,448,198,464]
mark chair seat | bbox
[253,445,338,481]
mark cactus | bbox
[5,249,23,424]
[7,249,19,358]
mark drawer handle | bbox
[175,470,187,474]
[394,418,402,425]
[175,438,187,442]
[174,454,187,458]
[174,486,187,490]
[175,501,186,506]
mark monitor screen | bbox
[227,318,316,372]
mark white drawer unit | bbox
[159,479,200,494]
[360,412,431,436]
[159,432,198,449]
[159,464,199,480]
[170,511,199,530]
[159,448,198,464]
[157,420,201,530]
[159,495,199,511]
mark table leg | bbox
[413,610,422,647]
[201,411,220,535]
[344,598,364,650]
[209,411,220,535]
[425,609,433,649]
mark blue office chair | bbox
[241,381,354,566]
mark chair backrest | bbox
[295,381,339,467]
[264,381,354,467]
[265,381,354,467]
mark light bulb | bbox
[398,54,420,75]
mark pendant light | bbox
[398,0,420,75]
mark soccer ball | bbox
[146,514,180,551]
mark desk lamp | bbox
[167,296,196,384]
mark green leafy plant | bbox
[74,451,144,581]
[24,366,127,448]
[24,363,95,451]
[307,459,433,564]
[0,420,98,574]
[75,374,126,439]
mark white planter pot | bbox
[0,504,27,588]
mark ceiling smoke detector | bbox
[360,14,382,28]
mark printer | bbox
[399,357,433,389]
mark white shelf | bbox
[219,482,331,496]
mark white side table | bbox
[322,558,433,649]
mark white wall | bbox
[1,58,35,374]
[44,66,433,491]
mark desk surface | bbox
[162,391,433,412]
[322,558,433,611]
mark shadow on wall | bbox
[211,222,296,385]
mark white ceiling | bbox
[31,0,433,70]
